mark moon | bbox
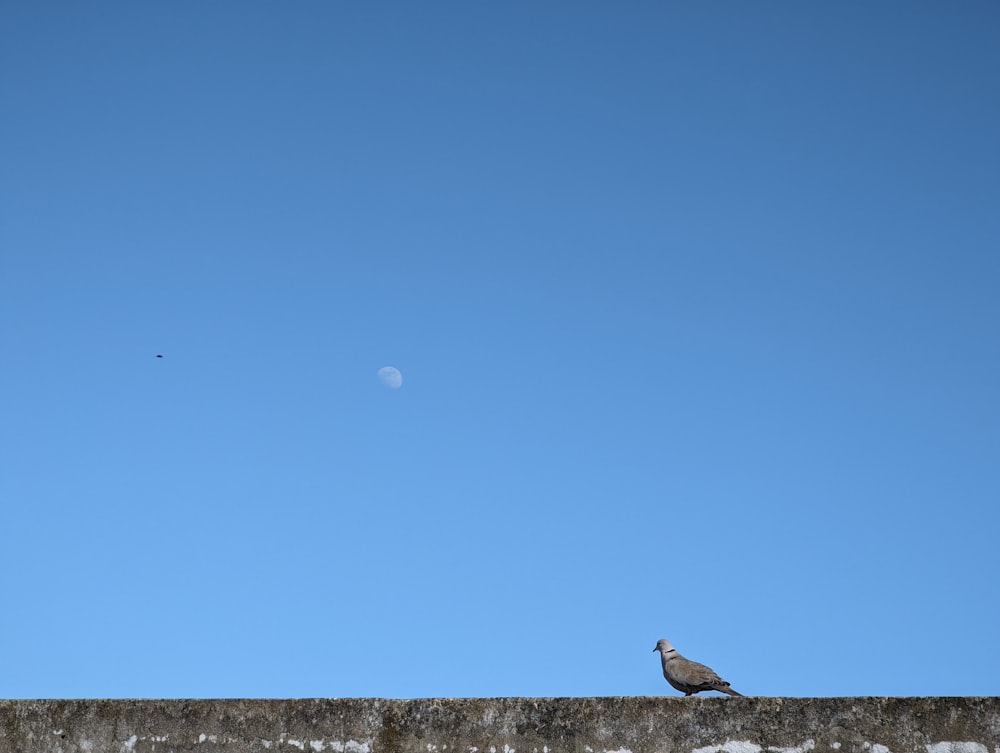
[377,366,403,389]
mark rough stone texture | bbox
[1,697,998,753]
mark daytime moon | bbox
[377,366,403,389]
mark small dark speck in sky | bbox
[156,354,163,358]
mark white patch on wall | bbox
[605,747,633,753]
[121,735,139,753]
[927,743,988,753]
[244,738,367,753]
[771,741,816,753]
[694,742,818,753]
[693,742,762,753]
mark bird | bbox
[155,354,163,358]
[653,638,742,697]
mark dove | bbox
[653,638,742,696]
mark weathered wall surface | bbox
[1,697,997,753]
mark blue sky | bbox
[2,2,998,699]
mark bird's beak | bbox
[652,647,658,652]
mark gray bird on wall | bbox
[653,638,743,696]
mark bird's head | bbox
[653,638,675,654]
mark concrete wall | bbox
[1,697,997,753]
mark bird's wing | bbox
[682,660,726,687]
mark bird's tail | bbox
[719,685,743,697]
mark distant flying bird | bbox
[653,638,743,696]
[155,354,163,358]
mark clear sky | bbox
[2,2,999,700]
